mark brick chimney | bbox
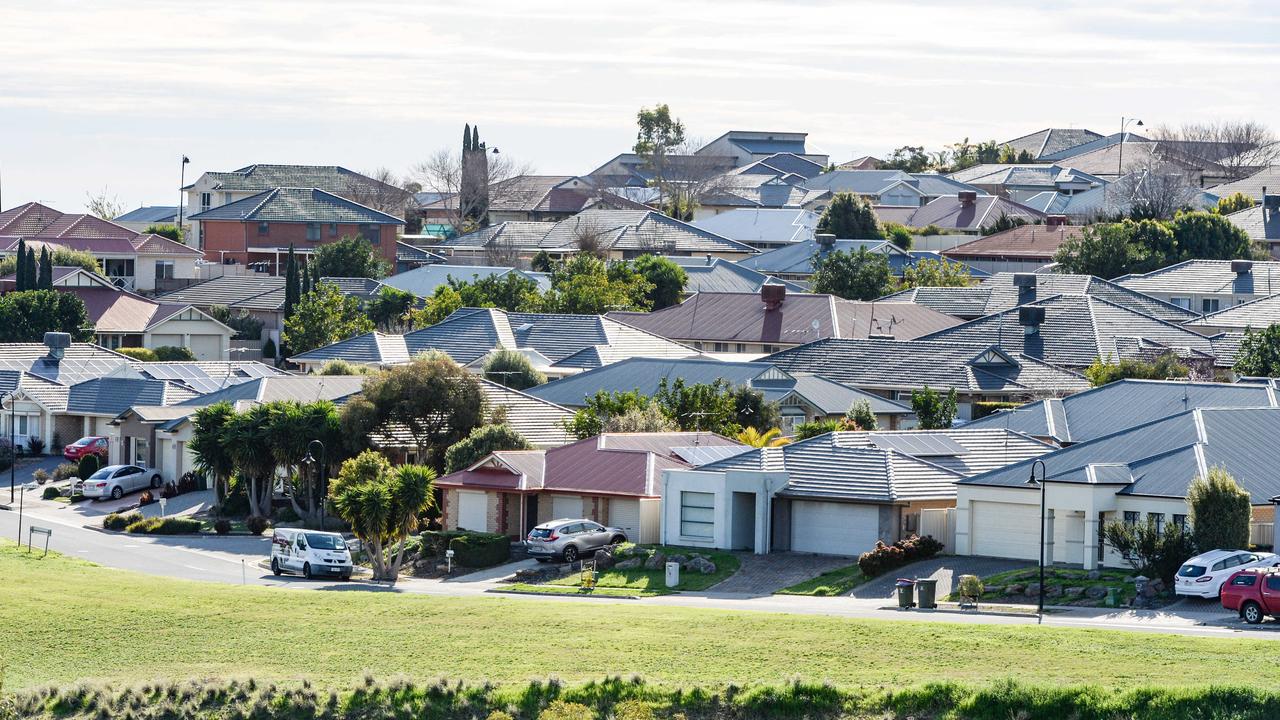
[958,191,978,206]
[761,284,786,310]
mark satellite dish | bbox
[811,319,820,331]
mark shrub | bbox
[115,347,158,362]
[103,512,142,531]
[218,486,251,517]
[0,439,13,471]
[794,419,840,440]
[261,337,277,359]
[33,468,49,485]
[177,471,199,494]
[416,530,469,559]
[25,436,45,455]
[957,574,985,599]
[138,490,155,505]
[1188,466,1251,552]
[154,345,197,361]
[273,505,300,523]
[448,532,509,568]
[245,515,270,535]
[41,486,62,500]
[125,516,203,535]
[52,462,79,481]
[857,534,945,577]
[1104,518,1197,583]
[971,401,1022,420]
[214,518,232,535]
[538,700,595,720]
[160,481,178,499]
[77,453,100,481]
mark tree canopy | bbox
[632,254,687,310]
[366,286,416,332]
[310,236,390,279]
[481,348,546,391]
[633,103,685,156]
[1085,353,1190,386]
[283,282,374,354]
[0,290,93,343]
[911,386,958,430]
[810,247,893,300]
[1054,214,1255,279]
[817,193,883,239]
[564,379,778,440]
[1187,467,1252,553]
[899,258,973,289]
[443,423,533,473]
[330,451,436,581]
[1234,324,1280,377]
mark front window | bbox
[306,223,321,241]
[1202,298,1220,313]
[305,533,346,550]
[258,221,270,236]
[680,491,714,538]
[1172,514,1188,531]
[1169,297,1191,310]
[1123,511,1139,526]
[200,192,211,212]
[1149,512,1164,534]
[360,224,381,245]
[155,260,175,280]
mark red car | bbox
[64,436,108,461]
[1220,568,1280,624]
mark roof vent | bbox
[868,333,895,340]
[761,284,786,310]
[1231,259,1253,276]
[705,253,714,266]
[815,233,836,249]
[44,331,72,361]
[1046,214,1068,227]
[1018,306,1045,335]
[958,190,978,205]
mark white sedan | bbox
[76,464,163,500]
[1175,549,1279,598]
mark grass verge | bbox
[499,583,660,598]
[3,542,1280,691]
[776,565,864,596]
[540,545,739,594]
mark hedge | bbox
[448,532,510,568]
[103,512,142,531]
[124,517,203,535]
[857,534,944,577]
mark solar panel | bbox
[867,433,970,457]
[671,445,751,467]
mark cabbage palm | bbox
[330,451,436,581]
[736,426,790,448]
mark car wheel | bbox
[303,563,313,580]
[271,558,282,576]
[562,545,579,563]
[150,475,162,488]
[110,486,123,500]
[1242,601,1264,624]
[611,535,626,546]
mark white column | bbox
[1083,514,1099,571]
[1043,509,1056,566]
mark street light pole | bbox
[177,156,190,238]
[1027,459,1047,624]
[302,439,327,529]
[1117,117,1144,179]
[7,391,15,504]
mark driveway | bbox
[711,552,851,596]
[848,556,1026,599]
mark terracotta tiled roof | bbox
[942,225,1086,260]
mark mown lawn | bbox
[4,542,1280,691]
[776,564,864,596]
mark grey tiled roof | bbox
[736,238,904,276]
[917,294,1225,368]
[191,164,402,195]
[1185,292,1280,330]
[763,338,1089,395]
[66,378,197,416]
[0,370,71,411]
[381,265,552,297]
[156,274,287,312]
[960,407,1280,502]
[1116,260,1280,298]
[962,378,1278,444]
[667,256,809,294]
[873,196,1047,232]
[176,376,367,408]
[1225,204,1280,243]
[189,188,404,224]
[442,210,757,255]
[396,241,446,264]
[321,277,386,301]
[802,170,983,198]
[1209,165,1280,201]
[1001,128,1105,160]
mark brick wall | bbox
[486,492,501,533]
[200,220,399,266]
[442,489,458,531]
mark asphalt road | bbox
[2,494,1275,640]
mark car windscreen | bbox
[88,468,115,480]
[1178,564,1207,578]
[529,528,554,538]
[305,533,345,550]
[72,437,93,446]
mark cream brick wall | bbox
[442,489,458,531]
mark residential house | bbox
[437,432,745,541]
[838,156,882,170]
[873,193,1048,235]
[379,264,552,298]
[288,307,698,376]
[1115,259,1280,312]
[183,164,409,249]
[954,407,1280,570]
[1225,194,1280,258]
[435,209,757,264]
[695,131,828,167]
[395,241,446,273]
[1019,172,1220,223]
[1183,293,1280,335]
[946,164,1106,203]
[606,286,961,355]
[880,271,1199,323]
[1210,165,1280,201]
[0,202,204,293]
[690,208,819,250]
[802,170,984,209]
[940,222,1085,274]
[763,338,1090,420]
[113,206,184,233]
[960,378,1279,445]
[1036,136,1231,185]
[524,356,915,433]
[664,256,808,296]
[584,153,738,191]
[417,175,652,226]
[661,428,1051,555]
[737,235,927,283]
[189,188,404,271]
[1000,128,1106,161]
[916,293,1232,371]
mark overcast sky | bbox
[2,0,1278,212]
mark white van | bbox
[270,528,354,580]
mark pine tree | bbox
[15,239,27,291]
[38,246,53,289]
[284,244,299,316]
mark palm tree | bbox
[736,426,790,448]
[330,451,436,581]
[190,402,237,502]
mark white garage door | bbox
[150,334,182,347]
[457,491,488,531]
[791,501,880,556]
[551,495,583,520]
[971,501,1040,560]
[609,498,640,539]
[187,335,222,360]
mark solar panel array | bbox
[134,362,282,395]
[867,433,970,457]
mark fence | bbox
[918,508,956,551]
[1250,522,1274,548]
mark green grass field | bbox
[4,542,1280,692]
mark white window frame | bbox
[679,491,715,539]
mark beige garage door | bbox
[971,501,1040,560]
[551,495,583,520]
[791,501,880,556]
[608,498,640,540]
[187,335,222,360]
[457,491,488,531]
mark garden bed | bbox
[498,544,739,597]
[776,565,864,596]
[945,566,1150,607]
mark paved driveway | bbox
[711,552,852,596]
[849,556,1026,599]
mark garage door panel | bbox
[971,501,1039,560]
[609,499,640,539]
[188,335,222,360]
[551,495,583,520]
[457,491,488,531]
[791,501,879,556]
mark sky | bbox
[2,0,1279,213]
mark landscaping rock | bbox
[1045,584,1063,598]
[1150,578,1165,593]
[1141,583,1158,599]
[667,554,689,566]
[1064,586,1085,598]
[1023,582,1042,597]
[615,558,642,570]
[1006,583,1025,595]
[593,548,615,570]
[1085,586,1107,600]
[985,586,1003,596]
[684,556,717,574]
[643,552,667,570]
[1086,570,1102,581]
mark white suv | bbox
[1175,549,1278,598]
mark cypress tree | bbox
[15,239,26,291]
[301,261,312,295]
[38,246,53,289]
[463,123,472,152]
[284,244,299,316]
[26,246,38,290]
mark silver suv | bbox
[526,518,627,563]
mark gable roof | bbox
[442,209,757,255]
[665,256,808,294]
[917,293,1225,368]
[690,208,819,245]
[156,274,287,312]
[0,203,201,257]
[873,196,1047,232]
[1225,204,1280,243]
[1001,128,1106,160]
[803,170,983,199]
[941,225,1085,261]
[66,377,198,416]
[1185,292,1280,330]
[946,164,1106,189]
[606,291,959,344]
[963,378,1278,444]
[763,337,1089,395]
[959,407,1280,502]
[186,164,402,195]
[1115,259,1280,297]
[114,206,181,224]
[380,264,552,297]
[188,188,404,225]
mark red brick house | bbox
[189,188,403,272]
